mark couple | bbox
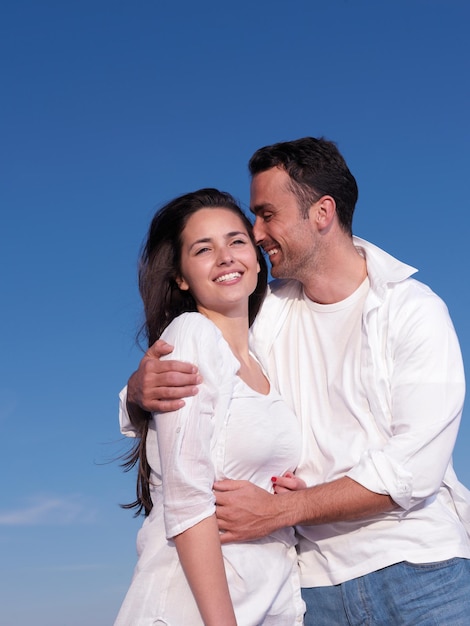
[115,137,470,625]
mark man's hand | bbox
[127,339,202,424]
[214,476,397,544]
[214,479,286,543]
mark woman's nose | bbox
[217,247,234,265]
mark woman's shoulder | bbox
[161,313,238,375]
[162,312,220,341]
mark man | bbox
[121,137,470,624]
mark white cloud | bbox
[0,494,96,526]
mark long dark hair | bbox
[122,188,268,516]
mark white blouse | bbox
[115,312,305,625]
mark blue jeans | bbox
[302,558,470,625]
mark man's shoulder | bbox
[387,276,450,319]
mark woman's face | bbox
[177,207,260,319]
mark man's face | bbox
[250,167,317,280]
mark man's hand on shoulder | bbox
[127,339,202,419]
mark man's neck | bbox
[302,238,367,305]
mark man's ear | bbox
[314,195,336,230]
[176,275,190,291]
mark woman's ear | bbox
[176,275,190,291]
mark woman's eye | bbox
[195,247,210,255]
[232,238,247,246]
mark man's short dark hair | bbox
[249,137,358,234]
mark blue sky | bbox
[1,1,469,624]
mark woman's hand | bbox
[271,471,307,494]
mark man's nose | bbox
[252,217,264,244]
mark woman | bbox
[115,189,305,625]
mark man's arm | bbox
[126,339,203,427]
[214,285,465,544]
[215,476,396,543]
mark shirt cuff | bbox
[118,386,138,438]
[346,449,413,510]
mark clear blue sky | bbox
[1,1,469,624]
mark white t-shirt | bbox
[115,313,305,625]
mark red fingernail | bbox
[271,476,277,482]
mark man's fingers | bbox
[216,509,238,541]
[153,399,186,412]
[153,384,200,402]
[146,339,174,358]
[219,531,236,544]
[161,368,202,385]
[143,357,200,377]
[213,479,244,493]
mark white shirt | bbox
[250,237,470,586]
[115,313,305,625]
